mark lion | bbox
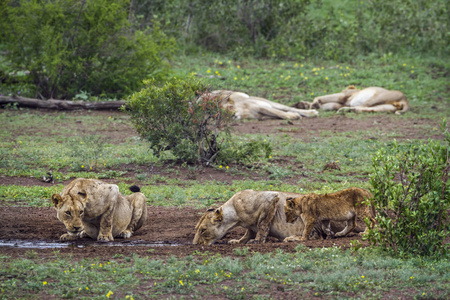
[292,86,409,115]
[51,178,147,242]
[208,90,318,120]
[283,187,376,242]
[193,189,354,245]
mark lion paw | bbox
[60,233,79,241]
[228,239,241,244]
[283,236,304,243]
[117,230,132,239]
[337,107,356,114]
[97,233,114,242]
[247,239,261,244]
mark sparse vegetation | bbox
[0,0,449,298]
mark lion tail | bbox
[129,185,141,193]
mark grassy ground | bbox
[1,53,449,298]
[1,246,449,299]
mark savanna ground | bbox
[1,54,449,298]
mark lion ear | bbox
[286,198,296,209]
[347,85,356,90]
[51,194,63,208]
[213,207,223,224]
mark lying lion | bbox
[208,90,318,120]
[51,178,147,242]
[193,189,353,245]
[283,187,376,242]
[293,86,409,115]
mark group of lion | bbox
[209,86,409,120]
[52,178,375,245]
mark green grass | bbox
[0,247,448,299]
[1,51,449,298]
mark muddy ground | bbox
[0,108,442,260]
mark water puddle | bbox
[0,239,182,249]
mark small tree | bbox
[1,0,174,99]
[125,76,235,165]
[367,119,450,257]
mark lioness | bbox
[293,86,409,115]
[208,90,318,120]
[283,187,376,242]
[51,178,147,242]
[193,189,350,245]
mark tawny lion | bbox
[293,86,410,115]
[193,189,355,245]
[207,90,318,120]
[51,178,147,242]
[283,187,376,242]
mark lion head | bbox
[284,197,302,223]
[51,191,87,235]
[193,207,224,245]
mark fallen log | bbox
[0,95,126,110]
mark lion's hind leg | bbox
[123,193,148,238]
[252,194,280,243]
[229,230,256,244]
[335,213,357,237]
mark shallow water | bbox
[0,239,182,249]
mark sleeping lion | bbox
[207,90,318,120]
[293,86,410,115]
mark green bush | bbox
[0,0,175,99]
[367,120,450,258]
[125,76,234,165]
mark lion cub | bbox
[51,178,147,242]
[283,187,375,242]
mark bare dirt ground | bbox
[0,109,442,260]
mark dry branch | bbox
[0,95,126,110]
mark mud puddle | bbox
[0,239,183,249]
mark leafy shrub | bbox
[125,76,234,165]
[367,120,449,257]
[0,0,175,99]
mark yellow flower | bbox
[325,77,328,80]
[106,291,114,298]
[237,65,240,69]
[300,64,304,67]
[403,63,406,66]
[43,281,48,285]
[226,166,229,170]
[304,77,308,80]
[411,70,414,74]
[234,77,237,80]
[219,165,223,169]
[207,69,211,73]
[311,92,314,96]
[361,275,365,279]
[86,287,89,290]
[81,165,84,168]
[179,280,184,286]
[219,61,223,65]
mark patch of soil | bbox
[0,206,368,260]
[0,109,445,261]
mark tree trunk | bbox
[0,95,126,110]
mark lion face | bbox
[193,208,224,245]
[285,197,302,223]
[51,193,86,234]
